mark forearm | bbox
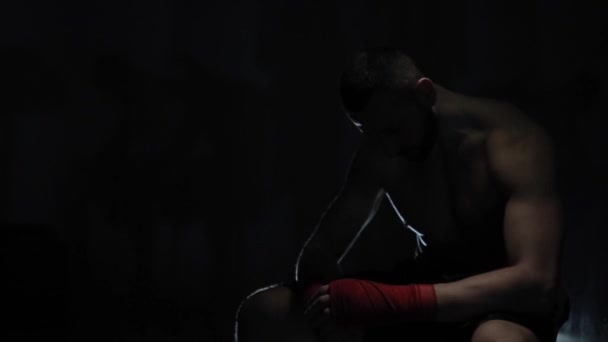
[296,239,342,284]
[434,265,557,322]
[296,185,384,285]
[297,208,370,284]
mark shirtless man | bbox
[235,48,568,342]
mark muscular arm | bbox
[307,91,564,326]
[434,126,562,321]
[296,146,385,285]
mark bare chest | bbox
[381,132,507,252]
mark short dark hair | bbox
[339,48,423,116]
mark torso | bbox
[362,111,511,276]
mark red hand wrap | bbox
[328,279,437,326]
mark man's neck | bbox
[433,84,468,117]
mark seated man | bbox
[235,48,569,342]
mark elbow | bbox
[537,276,561,316]
[522,267,560,315]
[526,267,557,294]
[536,278,557,309]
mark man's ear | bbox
[415,78,436,107]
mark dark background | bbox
[1,0,607,341]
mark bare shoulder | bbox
[436,84,533,129]
[436,85,554,171]
[437,84,558,197]
[484,107,555,194]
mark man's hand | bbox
[303,284,363,342]
[304,284,331,331]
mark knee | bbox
[235,285,296,336]
[237,285,296,321]
[471,320,538,342]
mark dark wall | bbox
[1,0,606,341]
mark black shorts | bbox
[288,259,569,342]
[357,311,568,342]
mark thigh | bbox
[470,303,570,342]
[236,283,365,342]
[471,319,540,342]
[236,284,315,342]
[237,284,297,320]
[363,321,469,342]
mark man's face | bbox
[351,91,436,160]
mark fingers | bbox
[305,284,329,307]
[303,284,330,325]
[304,293,330,319]
[304,287,332,339]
